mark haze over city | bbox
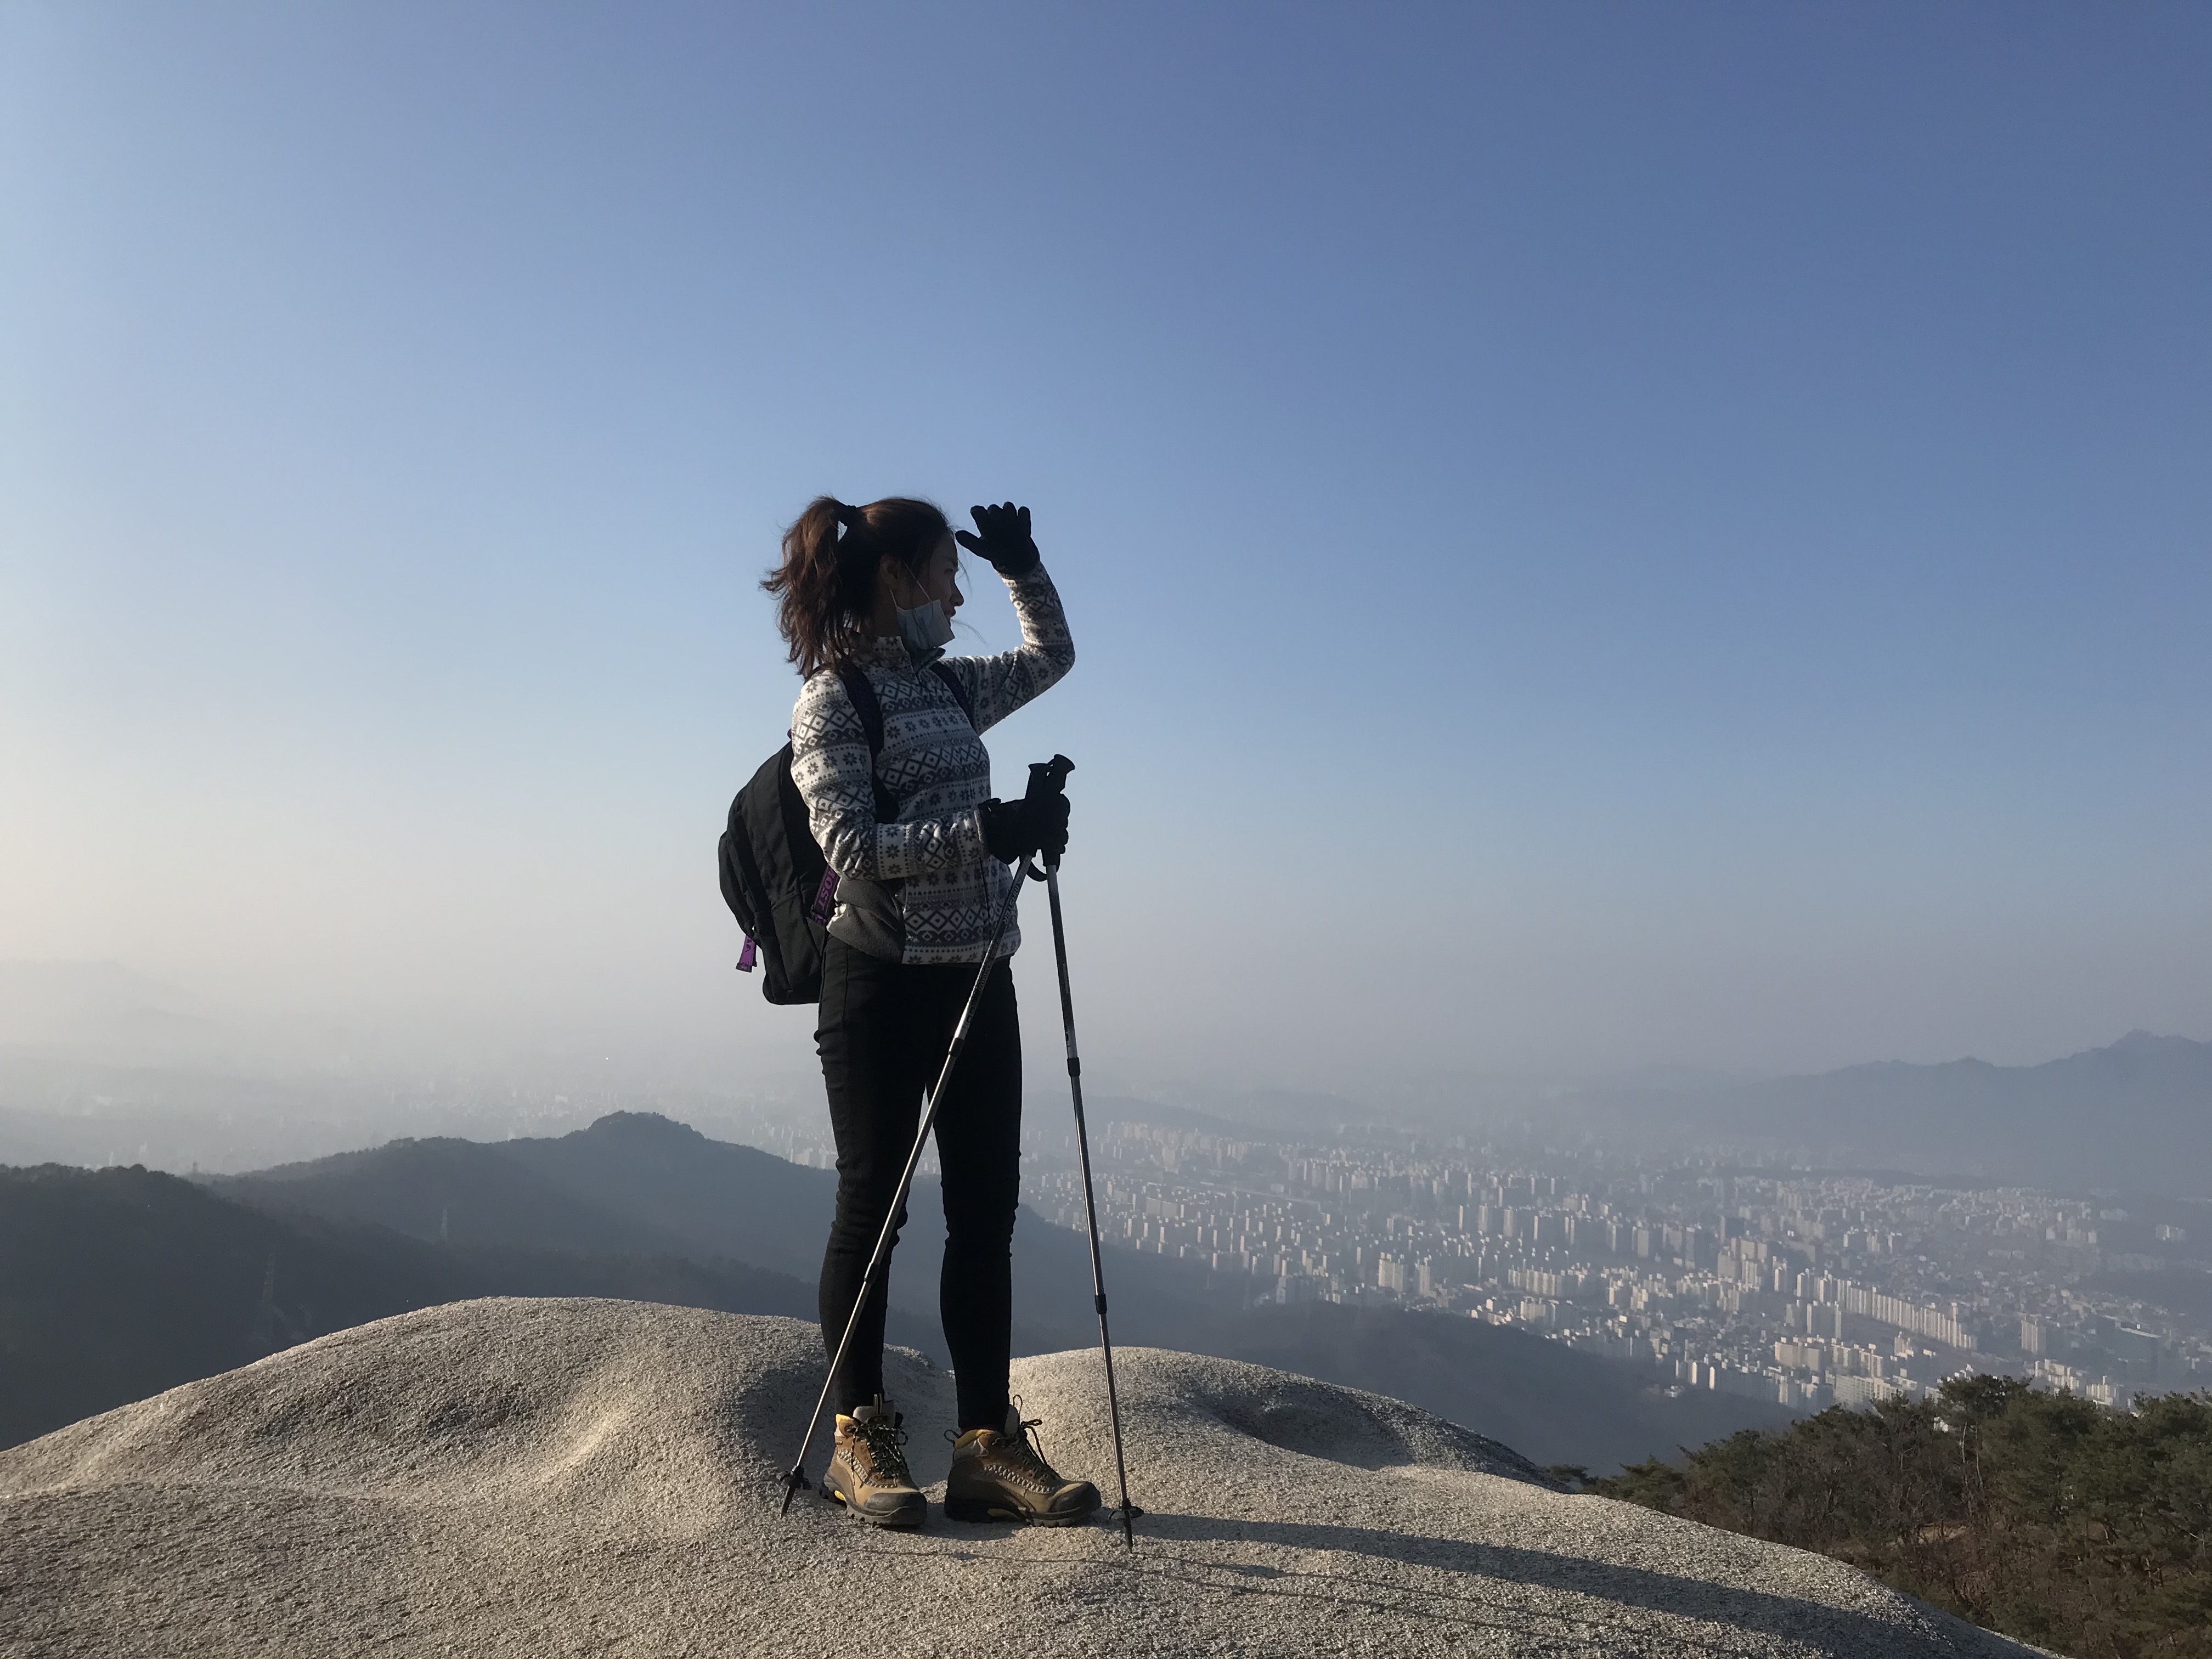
[4,3,2207,1107]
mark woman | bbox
[764,495,1094,1530]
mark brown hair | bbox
[761,495,952,677]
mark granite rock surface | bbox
[0,1297,2048,1657]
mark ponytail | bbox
[762,495,951,676]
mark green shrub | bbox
[1587,1377,2212,1658]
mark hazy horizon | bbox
[5,5,2208,1103]
[2,952,2199,1097]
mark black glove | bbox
[953,501,1041,578]
[978,791,1070,864]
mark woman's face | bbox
[889,533,963,618]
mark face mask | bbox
[893,583,955,654]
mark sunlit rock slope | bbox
[0,1298,2044,1657]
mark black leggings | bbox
[815,935,1022,1431]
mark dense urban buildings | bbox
[1028,1117,2211,1413]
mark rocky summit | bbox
[0,1297,2041,1657]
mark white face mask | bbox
[893,579,955,653]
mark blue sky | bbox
[2,3,2207,1093]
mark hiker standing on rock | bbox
[763,496,1101,1530]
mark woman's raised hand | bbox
[953,502,1040,578]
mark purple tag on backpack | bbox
[808,866,839,924]
[736,935,758,973]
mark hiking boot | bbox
[944,1403,1101,1526]
[821,1397,926,1528]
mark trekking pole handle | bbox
[1026,754,1074,799]
[1025,754,1073,873]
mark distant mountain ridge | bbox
[0,960,212,1049]
[210,1110,1159,1355]
[0,1161,874,1450]
[1567,1030,2212,1194]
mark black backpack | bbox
[719,661,973,1004]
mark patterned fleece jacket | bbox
[789,565,1074,964]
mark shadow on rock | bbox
[1126,1513,1961,1651]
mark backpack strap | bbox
[833,664,901,829]
[927,659,976,729]
[836,661,975,751]
[835,663,888,754]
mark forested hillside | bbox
[1587,1375,2212,1658]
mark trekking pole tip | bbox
[779,1464,811,1515]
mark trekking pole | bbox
[779,858,1031,1516]
[1024,757,1141,1549]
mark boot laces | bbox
[853,1410,913,1487]
[1000,1403,1064,1492]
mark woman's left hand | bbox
[955,503,1041,578]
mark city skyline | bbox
[1037,1115,2209,1419]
